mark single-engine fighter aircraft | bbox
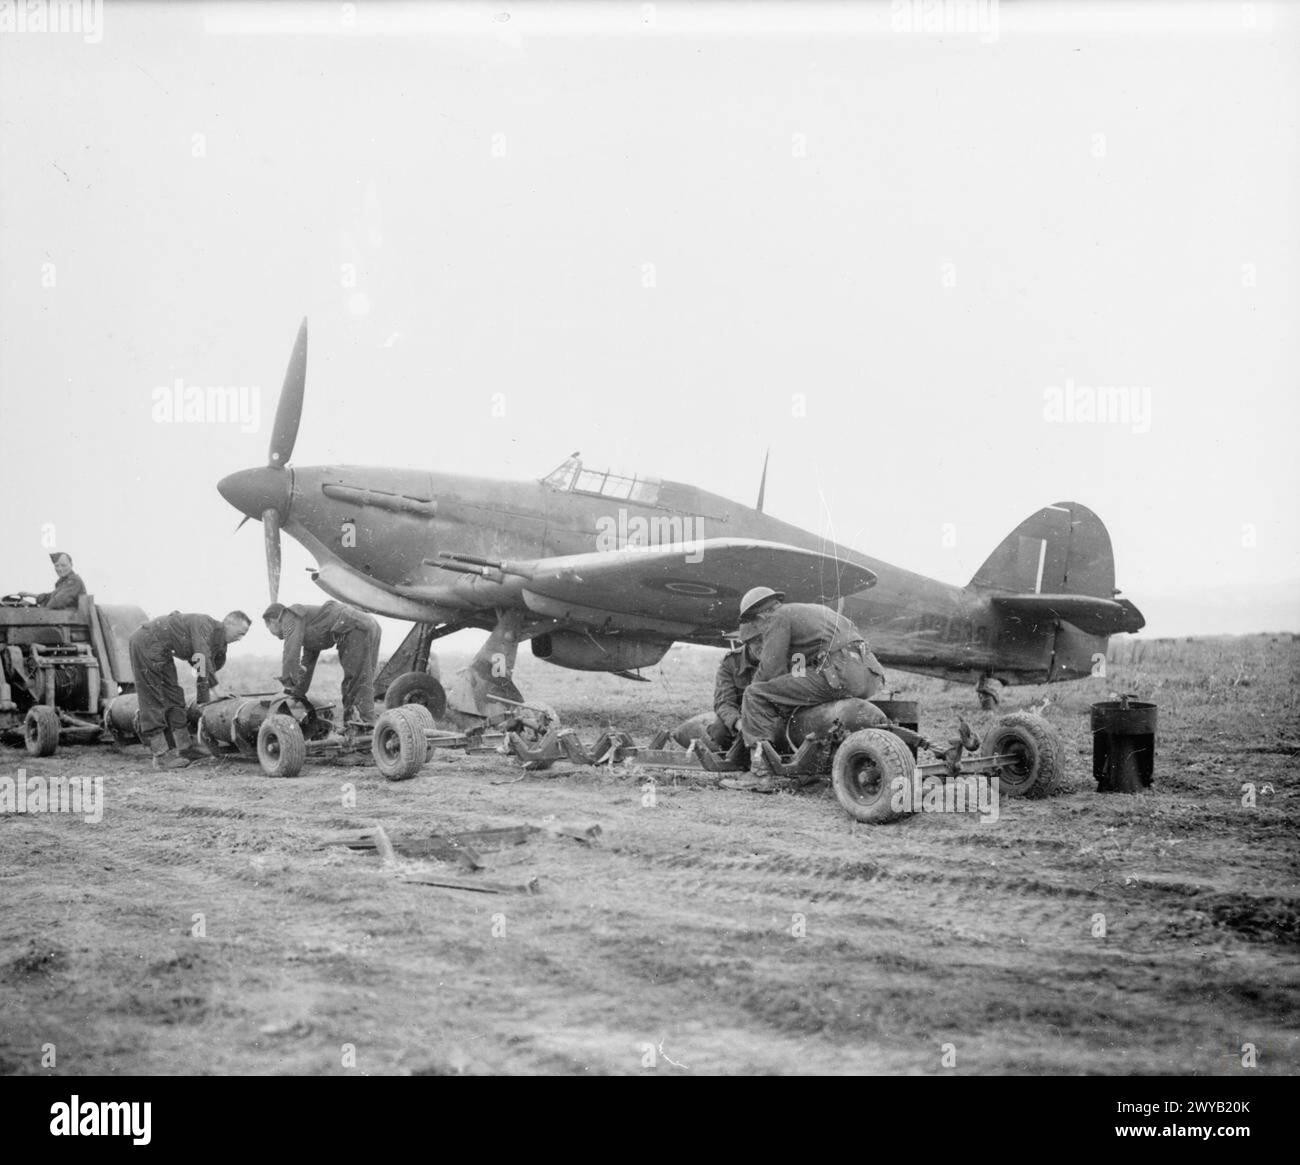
[218,321,1145,719]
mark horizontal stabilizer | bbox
[991,594,1146,637]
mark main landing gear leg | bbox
[445,608,530,721]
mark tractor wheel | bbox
[257,714,306,779]
[371,709,425,781]
[384,672,447,719]
[979,711,1063,799]
[831,728,915,824]
[24,706,60,757]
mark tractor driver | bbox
[728,586,887,791]
[16,553,86,610]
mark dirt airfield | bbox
[2,635,1297,1076]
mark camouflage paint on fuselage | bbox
[271,461,1116,688]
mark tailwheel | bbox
[976,674,1001,711]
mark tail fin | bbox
[970,502,1145,636]
[970,501,1116,596]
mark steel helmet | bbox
[739,586,785,620]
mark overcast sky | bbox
[2,0,1297,656]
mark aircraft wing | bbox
[510,539,876,635]
[990,594,1146,636]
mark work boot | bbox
[173,727,210,762]
[146,732,190,771]
[721,745,777,792]
[750,745,780,793]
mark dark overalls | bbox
[128,612,227,738]
[739,602,886,747]
[709,644,760,749]
[279,601,381,723]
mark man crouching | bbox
[725,587,886,793]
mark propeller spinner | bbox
[217,318,307,604]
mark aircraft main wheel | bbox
[980,712,1063,798]
[371,709,425,781]
[384,672,447,719]
[831,728,914,824]
[258,714,306,778]
[24,706,60,757]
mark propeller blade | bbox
[756,446,770,513]
[263,507,281,604]
[268,317,307,469]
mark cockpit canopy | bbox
[542,454,661,505]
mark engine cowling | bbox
[531,631,670,673]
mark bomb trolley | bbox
[102,690,498,779]
[505,697,1065,825]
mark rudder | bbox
[969,502,1116,598]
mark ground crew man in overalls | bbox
[263,600,382,726]
[704,620,763,752]
[129,610,251,769]
[727,586,886,791]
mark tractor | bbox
[0,593,149,757]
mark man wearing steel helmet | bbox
[726,586,886,791]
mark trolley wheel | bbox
[24,706,60,757]
[257,714,306,778]
[395,703,436,733]
[831,728,915,824]
[371,709,426,781]
[979,712,1063,798]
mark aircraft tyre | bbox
[980,712,1063,798]
[385,672,448,720]
[832,728,914,824]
